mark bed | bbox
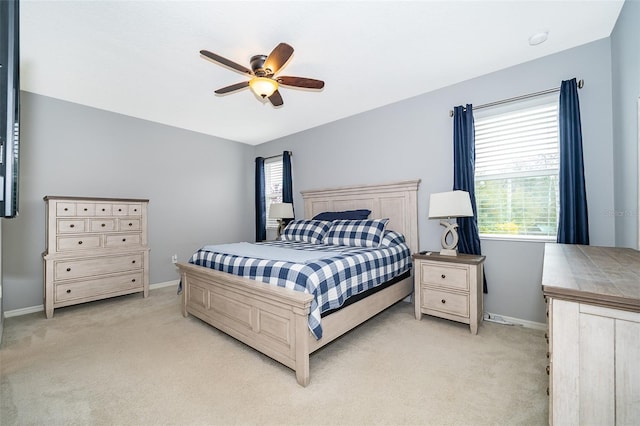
[177,179,420,386]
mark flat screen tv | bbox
[0,0,20,218]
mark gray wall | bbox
[611,0,640,249]
[1,93,255,311]
[257,38,618,324]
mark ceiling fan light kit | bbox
[200,42,324,107]
[249,77,278,98]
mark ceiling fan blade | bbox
[264,43,294,75]
[214,81,249,94]
[268,90,284,107]
[200,50,252,75]
[277,76,325,90]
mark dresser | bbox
[542,243,640,426]
[413,252,485,334]
[43,196,150,318]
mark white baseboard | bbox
[4,304,44,318]
[150,279,179,290]
[483,311,547,330]
[4,280,180,318]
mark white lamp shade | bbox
[269,202,294,219]
[428,191,473,219]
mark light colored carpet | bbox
[1,286,548,425]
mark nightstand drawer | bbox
[420,263,469,291]
[423,288,469,317]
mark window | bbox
[474,95,559,239]
[264,156,283,228]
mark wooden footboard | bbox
[179,261,413,386]
[178,262,314,386]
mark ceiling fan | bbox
[200,42,325,107]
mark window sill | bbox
[480,234,556,244]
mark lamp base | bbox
[276,220,285,240]
[439,248,459,256]
[439,220,460,256]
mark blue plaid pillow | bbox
[380,230,406,247]
[280,220,332,244]
[324,219,389,247]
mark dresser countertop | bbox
[541,243,640,312]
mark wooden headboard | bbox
[300,180,421,254]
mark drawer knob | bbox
[66,267,71,272]
[441,299,446,304]
[441,274,446,279]
[132,260,136,264]
[128,223,133,227]
[118,208,122,212]
[134,209,138,212]
[122,238,126,242]
[78,241,83,245]
[83,208,88,211]
[546,365,550,375]
[547,387,549,396]
[101,208,106,211]
[66,289,71,294]
[64,208,68,211]
[70,224,75,228]
[101,223,106,227]
[131,279,136,283]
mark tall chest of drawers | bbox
[43,196,150,318]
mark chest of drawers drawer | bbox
[58,219,86,233]
[54,253,143,280]
[55,271,143,303]
[105,233,141,248]
[57,235,102,251]
[90,219,116,232]
[119,218,141,231]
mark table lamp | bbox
[269,202,294,238]
[428,191,473,256]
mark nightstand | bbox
[413,252,485,334]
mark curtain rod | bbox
[448,79,584,117]
[263,151,292,161]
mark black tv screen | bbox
[0,0,20,218]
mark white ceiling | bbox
[20,1,624,145]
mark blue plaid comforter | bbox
[188,239,411,339]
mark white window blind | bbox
[474,96,559,239]
[265,157,283,228]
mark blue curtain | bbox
[255,157,266,242]
[282,151,294,218]
[557,78,589,245]
[453,104,487,293]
